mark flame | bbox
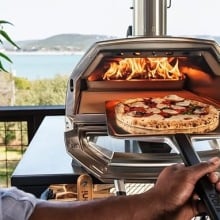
[103,57,184,80]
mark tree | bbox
[14,74,68,105]
[0,20,20,72]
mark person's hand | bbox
[153,157,220,220]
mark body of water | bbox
[3,52,83,80]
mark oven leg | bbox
[114,179,126,196]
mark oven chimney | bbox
[132,0,168,37]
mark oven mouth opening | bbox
[84,52,216,91]
[88,56,185,81]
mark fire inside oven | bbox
[86,54,213,92]
[65,37,220,183]
[88,56,185,81]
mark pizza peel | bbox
[105,100,220,218]
[105,99,220,138]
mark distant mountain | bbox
[4,33,116,52]
[3,34,220,52]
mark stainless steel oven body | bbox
[64,36,220,183]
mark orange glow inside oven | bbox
[88,57,185,81]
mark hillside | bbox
[4,33,115,52]
[3,34,220,53]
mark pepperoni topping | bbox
[124,104,130,113]
[144,98,157,108]
[134,111,154,117]
[130,106,146,113]
[123,105,154,117]
[175,108,187,114]
[159,111,171,118]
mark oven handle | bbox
[167,0,172,8]
[174,133,220,220]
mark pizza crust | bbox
[116,117,219,135]
[114,95,219,134]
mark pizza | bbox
[114,94,219,134]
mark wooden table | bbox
[11,116,100,197]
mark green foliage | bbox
[0,21,19,47]
[5,130,16,145]
[14,77,31,89]
[1,122,17,145]
[0,20,20,72]
[15,74,69,105]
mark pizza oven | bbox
[64,0,220,183]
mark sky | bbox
[1,0,220,41]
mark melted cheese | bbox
[157,103,169,109]
[162,109,179,114]
[171,105,186,110]
[194,108,207,114]
[176,100,191,107]
[147,108,161,114]
[164,94,184,102]
[152,98,163,104]
[129,101,147,108]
